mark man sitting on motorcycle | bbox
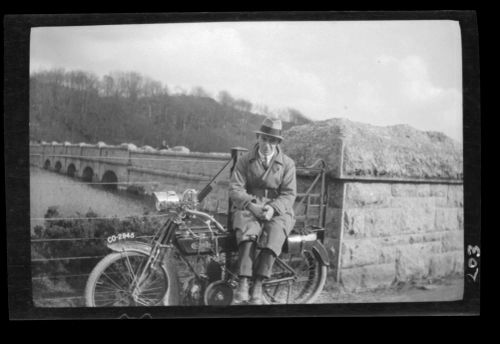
[229,117,297,305]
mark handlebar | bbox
[183,207,227,233]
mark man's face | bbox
[257,134,280,155]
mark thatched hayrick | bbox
[283,118,462,180]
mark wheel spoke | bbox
[95,284,126,293]
[262,249,325,304]
[102,272,128,292]
[135,295,156,306]
[96,299,125,307]
[87,252,170,307]
[117,258,134,287]
[123,253,138,286]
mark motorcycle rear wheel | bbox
[263,248,327,304]
[85,251,179,307]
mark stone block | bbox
[391,184,417,197]
[457,208,464,230]
[394,242,442,282]
[446,185,464,207]
[428,251,464,278]
[404,203,436,233]
[379,198,436,234]
[421,231,445,243]
[434,196,449,207]
[343,208,366,237]
[363,208,419,237]
[435,208,461,232]
[340,238,397,269]
[363,209,386,237]
[441,231,464,252]
[339,267,362,292]
[429,184,448,197]
[389,196,434,211]
[416,184,431,197]
[380,232,443,251]
[344,183,392,208]
[340,263,396,292]
[323,237,339,268]
[340,239,379,269]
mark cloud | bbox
[398,56,444,101]
[343,55,462,141]
[29,22,462,141]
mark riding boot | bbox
[254,248,276,280]
[237,240,255,278]
[249,276,264,305]
[233,241,255,304]
[250,249,276,305]
[233,276,250,304]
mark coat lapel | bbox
[248,144,284,187]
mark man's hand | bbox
[247,203,264,219]
[261,204,275,221]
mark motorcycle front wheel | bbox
[85,251,179,307]
[263,248,327,304]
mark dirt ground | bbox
[316,275,464,304]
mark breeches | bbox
[236,241,274,279]
[233,210,294,279]
[233,210,293,257]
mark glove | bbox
[261,204,275,221]
[247,203,264,219]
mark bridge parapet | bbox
[30,142,233,214]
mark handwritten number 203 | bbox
[466,245,480,282]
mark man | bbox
[229,117,297,305]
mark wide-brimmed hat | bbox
[254,117,284,141]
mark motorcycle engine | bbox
[183,277,205,306]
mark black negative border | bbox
[5,10,481,319]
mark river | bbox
[30,167,155,231]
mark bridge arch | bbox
[82,166,94,182]
[54,161,62,173]
[101,170,118,190]
[67,163,76,178]
[44,159,50,169]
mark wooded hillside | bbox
[29,69,312,152]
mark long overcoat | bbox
[229,143,297,256]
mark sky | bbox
[30,20,463,142]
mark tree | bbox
[254,103,271,116]
[234,98,253,112]
[191,86,211,98]
[29,68,291,152]
[287,107,312,125]
[143,78,164,97]
[101,74,116,97]
[217,90,235,107]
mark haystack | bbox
[283,118,463,180]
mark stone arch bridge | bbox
[29,142,233,211]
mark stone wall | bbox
[283,118,464,292]
[339,182,463,291]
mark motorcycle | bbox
[84,159,330,307]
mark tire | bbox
[263,248,327,304]
[85,251,180,307]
